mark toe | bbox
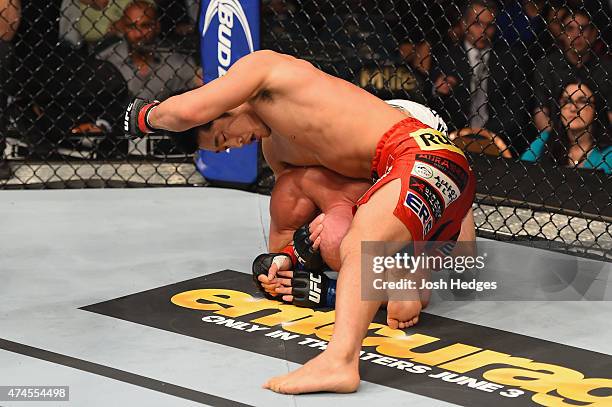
[387,317,399,330]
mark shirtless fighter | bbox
[124,51,476,394]
[255,100,466,326]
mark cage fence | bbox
[0,0,610,259]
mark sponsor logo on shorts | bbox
[411,128,465,156]
[412,162,434,179]
[416,153,468,191]
[413,162,461,207]
[404,192,433,236]
[409,177,444,221]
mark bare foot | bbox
[263,351,360,394]
[420,286,431,309]
[386,299,422,329]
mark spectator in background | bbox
[539,4,570,52]
[96,1,198,100]
[522,81,611,173]
[398,37,431,76]
[430,0,531,153]
[357,35,431,104]
[496,0,547,63]
[0,0,20,179]
[532,9,611,135]
[59,0,155,51]
[96,0,199,153]
[262,0,296,41]
[156,0,199,42]
[496,0,546,46]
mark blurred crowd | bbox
[263,0,611,174]
[0,0,610,180]
[0,0,201,179]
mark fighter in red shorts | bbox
[125,50,476,394]
[356,117,475,243]
[253,100,475,328]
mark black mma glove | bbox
[252,252,292,300]
[251,252,337,308]
[292,223,327,271]
[292,269,336,308]
[124,98,160,139]
[252,220,334,308]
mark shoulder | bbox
[235,50,292,66]
[592,145,612,157]
[235,50,318,87]
[261,137,289,177]
[235,50,312,74]
[96,40,127,61]
[586,145,612,173]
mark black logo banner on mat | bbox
[82,270,612,407]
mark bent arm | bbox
[268,171,318,251]
[148,50,283,132]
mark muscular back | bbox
[248,53,406,179]
[268,166,371,252]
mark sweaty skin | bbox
[260,164,474,310]
[258,166,368,302]
[268,166,370,268]
[146,50,474,395]
[148,50,407,179]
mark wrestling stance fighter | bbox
[124,51,476,394]
[254,100,472,328]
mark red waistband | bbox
[370,117,424,179]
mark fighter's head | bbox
[195,105,271,152]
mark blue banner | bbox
[197,0,260,184]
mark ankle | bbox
[324,344,361,365]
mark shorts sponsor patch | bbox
[416,153,468,191]
[412,161,434,179]
[404,191,433,236]
[411,128,465,156]
[412,161,461,207]
[409,177,443,221]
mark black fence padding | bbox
[471,154,611,220]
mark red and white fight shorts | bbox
[355,117,476,241]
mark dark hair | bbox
[549,80,610,165]
[182,112,232,151]
[170,127,199,154]
[198,112,231,132]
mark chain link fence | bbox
[0,0,610,259]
